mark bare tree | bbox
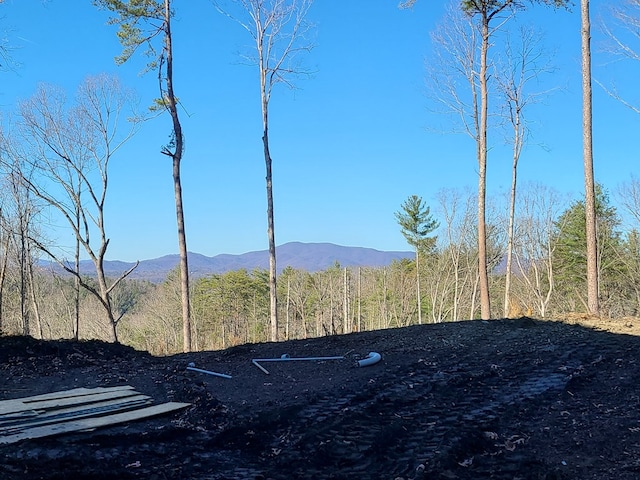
[215,0,315,341]
[581,0,599,315]
[281,268,313,338]
[4,168,41,337]
[433,188,479,320]
[10,75,141,342]
[411,0,571,320]
[428,2,510,320]
[496,26,554,317]
[0,121,48,338]
[0,1,19,75]
[599,1,640,113]
[0,206,10,333]
[469,1,509,320]
[617,176,640,228]
[96,0,193,352]
[514,183,566,317]
[428,6,487,318]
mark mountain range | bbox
[47,242,414,283]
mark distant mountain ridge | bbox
[45,242,413,283]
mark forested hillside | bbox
[41,242,414,283]
[2,180,639,354]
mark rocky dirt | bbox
[1,316,640,479]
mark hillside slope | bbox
[1,316,639,479]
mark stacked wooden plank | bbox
[0,386,190,445]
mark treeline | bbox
[0,181,638,355]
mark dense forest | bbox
[0,1,639,354]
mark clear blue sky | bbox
[1,0,638,262]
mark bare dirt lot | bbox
[1,316,640,479]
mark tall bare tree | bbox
[96,0,193,351]
[581,0,599,315]
[469,1,508,320]
[427,2,507,319]
[11,75,141,342]
[496,26,554,317]
[215,0,314,341]
[408,0,571,320]
[428,5,486,318]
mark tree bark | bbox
[343,267,349,332]
[0,228,9,333]
[74,197,81,340]
[260,39,278,341]
[478,13,491,320]
[263,125,278,342]
[581,0,599,316]
[164,0,192,351]
[416,247,422,324]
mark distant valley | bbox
[44,242,413,283]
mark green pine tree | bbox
[395,195,439,324]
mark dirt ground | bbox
[1,316,640,479]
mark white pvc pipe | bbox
[357,351,382,367]
[252,355,345,363]
[186,366,232,379]
[252,355,345,375]
[252,360,271,375]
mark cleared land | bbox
[1,316,639,479]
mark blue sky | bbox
[1,0,638,262]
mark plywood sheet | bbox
[0,386,190,445]
[0,402,190,445]
[0,386,139,416]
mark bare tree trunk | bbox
[470,270,480,320]
[0,219,9,333]
[19,222,29,336]
[174,152,191,350]
[285,278,291,340]
[163,0,192,351]
[382,268,387,329]
[357,267,362,332]
[416,247,422,324]
[263,125,278,341]
[478,14,491,320]
[504,155,518,318]
[581,0,599,316]
[343,267,349,333]
[256,17,278,341]
[26,245,43,339]
[257,26,278,340]
[74,202,81,340]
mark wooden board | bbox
[0,394,153,434]
[4,386,135,404]
[0,402,191,445]
[0,386,140,416]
